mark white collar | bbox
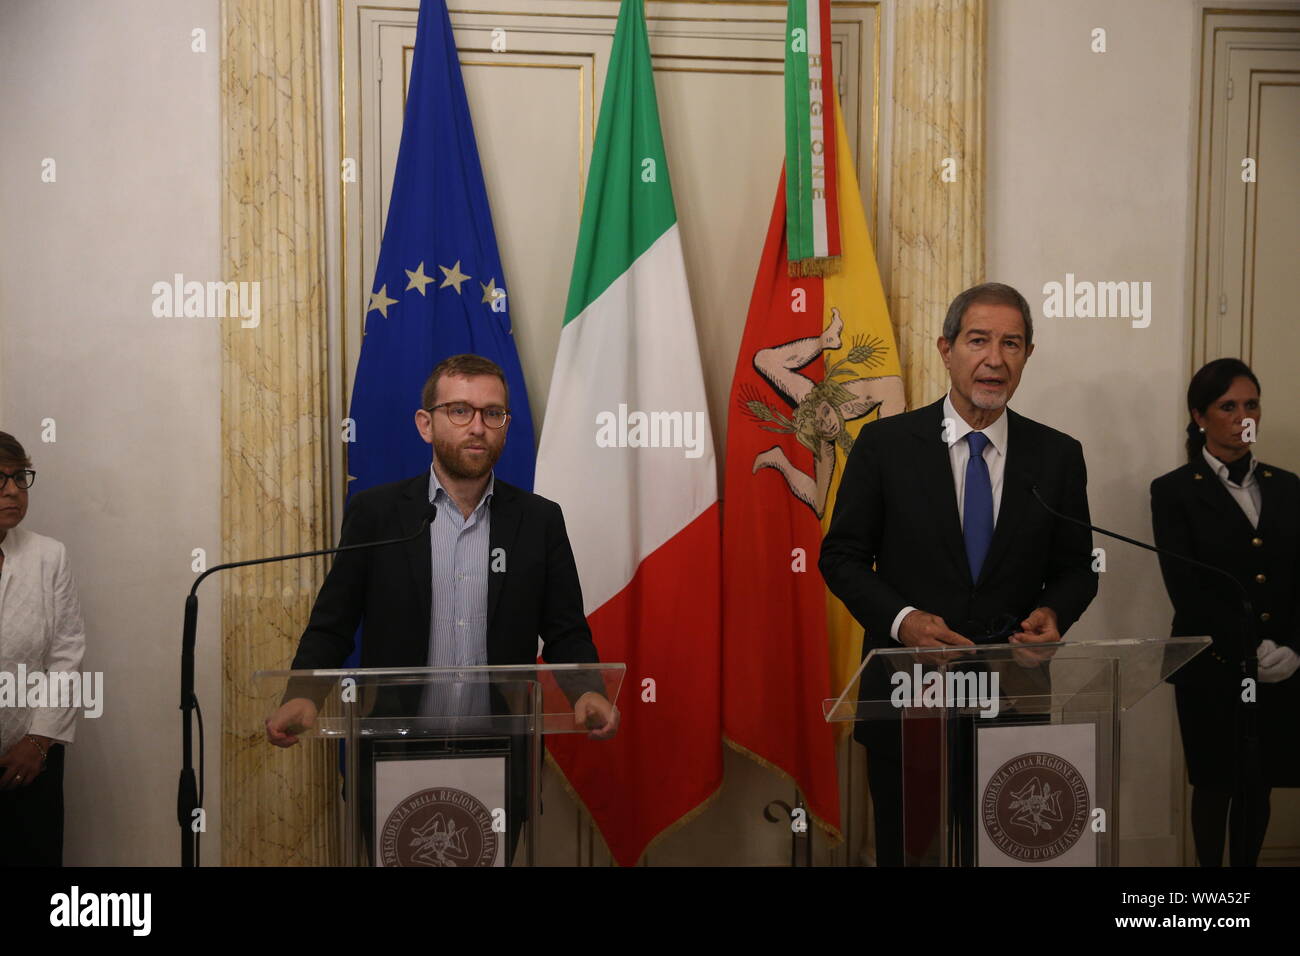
[0,525,31,555]
[1201,445,1257,487]
[943,391,1008,457]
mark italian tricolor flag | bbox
[535,0,722,866]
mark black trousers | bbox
[0,742,65,867]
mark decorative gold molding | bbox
[888,0,986,408]
[220,0,337,866]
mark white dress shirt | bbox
[0,526,87,746]
[1201,446,1260,528]
[889,392,1009,641]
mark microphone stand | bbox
[178,504,436,867]
[1031,485,1262,866]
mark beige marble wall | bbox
[220,0,337,865]
[889,0,986,407]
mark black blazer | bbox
[1150,455,1300,675]
[290,473,599,673]
[820,398,1098,750]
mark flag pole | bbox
[794,788,813,865]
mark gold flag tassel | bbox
[788,255,842,278]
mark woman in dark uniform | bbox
[1151,358,1300,866]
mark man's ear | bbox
[936,336,952,368]
[1026,342,1035,361]
[414,409,434,444]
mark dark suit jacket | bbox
[819,396,1099,749]
[289,472,600,710]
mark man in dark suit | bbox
[820,282,1097,866]
[265,353,618,860]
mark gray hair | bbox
[941,282,1034,347]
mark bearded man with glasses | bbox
[267,354,617,861]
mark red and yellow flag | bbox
[721,91,904,837]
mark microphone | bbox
[1028,481,1262,866]
[177,500,437,867]
[1028,483,1255,641]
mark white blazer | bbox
[0,526,86,745]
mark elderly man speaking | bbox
[820,282,1098,866]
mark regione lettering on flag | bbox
[721,68,906,837]
[536,0,722,867]
[347,0,535,506]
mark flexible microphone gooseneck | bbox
[1030,484,1255,627]
[178,501,437,867]
[1029,483,1262,867]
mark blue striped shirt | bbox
[419,465,493,723]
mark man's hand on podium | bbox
[1008,606,1060,668]
[574,692,619,740]
[899,609,975,665]
[265,698,319,748]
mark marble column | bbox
[220,0,337,865]
[889,0,986,407]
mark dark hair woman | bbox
[0,432,87,865]
[1150,359,1300,866]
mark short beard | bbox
[970,391,1008,411]
[434,434,501,480]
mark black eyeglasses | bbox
[0,469,36,491]
[960,613,1021,645]
[427,402,510,429]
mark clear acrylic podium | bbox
[252,663,624,867]
[823,637,1210,866]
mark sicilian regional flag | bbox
[721,88,906,838]
[535,0,722,866]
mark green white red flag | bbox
[784,0,841,275]
[535,0,722,866]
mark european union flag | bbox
[347,0,535,497]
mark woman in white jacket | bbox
[0,431,86,866]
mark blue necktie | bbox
[964,431,994,582]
